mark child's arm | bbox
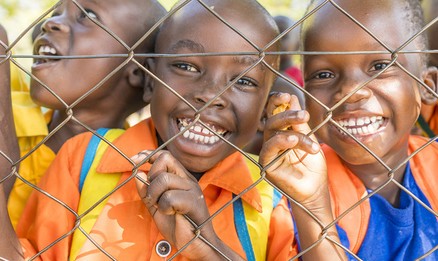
[260,93,346,260]
[0,24,19,196]
[0,185,24,260]
[133,151,245,261]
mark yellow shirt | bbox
[8,66,56,228]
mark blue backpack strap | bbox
[233,196,256,261]
[78,128,109,192]
[273,189,282,208]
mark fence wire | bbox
[1,0,438,260]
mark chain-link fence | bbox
[1,0,438,260]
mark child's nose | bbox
[335,74,373,104]
[42,16,70,34]
[193,79,229,110]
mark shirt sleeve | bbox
[16,133,93,260]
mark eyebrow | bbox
[169,39,205,53]
[233,55,265,71]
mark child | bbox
[7,0,167,228]
[261,0,438,259]
[0,0,320,260]
[0,24,20,196]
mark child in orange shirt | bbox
[8,0,167,228]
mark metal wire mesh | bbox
[1,0,438,260]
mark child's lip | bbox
[32,38,62,66]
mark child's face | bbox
[30,0,147,109]
[149,8,278,173]
[303,2,423,165]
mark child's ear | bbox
[142,58,156,104]
[127,63,144,89]
[421,66,438,105]
[258,108,267,132]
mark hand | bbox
[260,93,328,206]
[132,150,227,260]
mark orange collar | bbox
[96,118,262,211]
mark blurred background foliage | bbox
[0,0,309,63]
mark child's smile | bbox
[334,115,388,142]
[178,118,229,145]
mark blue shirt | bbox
[339,162,438,260]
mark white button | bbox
[156,240,171,257]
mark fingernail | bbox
[287,135,298,143]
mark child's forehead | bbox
[304,2,411,50]
[158,9,276,52]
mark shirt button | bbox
[156,240,172,258]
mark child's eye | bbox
[314,72,334,79]
[371,62,389,71]
[79,9,98,21]
[173,63,199,72]
[236,77,256,87]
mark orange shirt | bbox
[17,119,294,260]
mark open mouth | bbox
[177,118,229,145]
[335,115,386,136]
[34,45,61,65]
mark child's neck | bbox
[45,109,126,153]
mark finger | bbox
[260,133,321,166]
[156,189,207,219]
[146,172,196,208]
[266,92,292,118]
[286,95,321,145]
[131,150,154,164]
[135,170,149,200]
[148,151,196,182]
[265,109,309,132]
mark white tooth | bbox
[367,124,375,133]
[376,116,383,121]
[352,128,358,135]
[189,132,195,139]
[194,134,201,141]
[44,46,50,53]
[183,130,190,138]
[38,46,44,54]
[357,128,363,135]
[202,128,210,135]
[361,126,368,134]
[364,117,371,124]
[204,136,210,143]
[199,136,205,143]
[371,116,377,123]
[373,122,380,130]
[194,126,202,133]
[50,47,56,54]
[357,118,364,126]
[348,119,356,127]
[347,128,353,134]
